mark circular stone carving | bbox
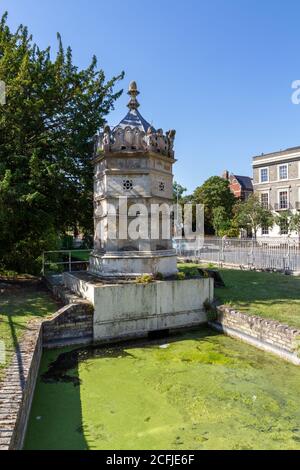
[123,179,133,191]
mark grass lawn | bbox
[0,278,59,380]
[178,263,300,329]
[71,250,91,262]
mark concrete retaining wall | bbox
[210,306,300,365]
[63,273,214,342]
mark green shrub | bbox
[219,227,240,238]
[176,272,186,280]
[136,274,154,284]
[207,263,217,269]
[177,264,199,278]
[0,268,18,279]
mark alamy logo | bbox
[291,80,300,104]
[0,80,6,105]
[95,198,204,244]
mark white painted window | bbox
[280,224,288,235]
[279,190,288,209]
[278,164,288,180]
[260,168,269,183]
[261,226,269,235]
[260,193,269,209]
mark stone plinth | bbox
[89,249,177,278]
[63,272,214,342]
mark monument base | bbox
[63,272,214,343]
[89,250,178,278]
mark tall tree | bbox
[192,176,236,234]
[212,207,231,236]
[0,12,124,273]
[235,194,274,238]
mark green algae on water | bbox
[24,328,300,450]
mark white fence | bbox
[42,241,300,275]
[175,238,300,272]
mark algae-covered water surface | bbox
[24,328,300,450]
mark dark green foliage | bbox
[176,271,186,280]
[192,176,236,234]
[0,13,124,273]
[290,213,300,234]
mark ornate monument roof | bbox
[115,81,154,133]
[94,81,176,158]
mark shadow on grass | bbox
[8,315,25,388]
[0,281,59,379]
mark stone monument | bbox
[63,81,213,343]
[89,81,177,277]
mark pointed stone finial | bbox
[127,81,140,110]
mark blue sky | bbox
[2,0,300,193]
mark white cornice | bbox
[253,152,300,166]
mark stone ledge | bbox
[0,321,42,450]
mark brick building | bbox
[222,170,253,200]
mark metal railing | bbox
[42,250,92,275]
[176,237,300,272]
[42,240,300,275]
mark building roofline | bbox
[233,174,253,181]
[253,146,300,160]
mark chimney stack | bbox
[222,170,229,180]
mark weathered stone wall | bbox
[43,277,94,347]
[0,321,42,450]
[211,306,300,365]
[43,301,93,348]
